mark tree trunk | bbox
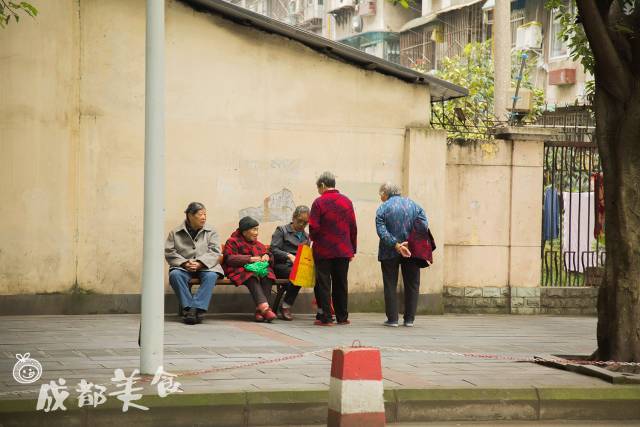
[595,80,640,362]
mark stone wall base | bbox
[0,292,444,316]
[444,286,598,315]
[540,287,598,316]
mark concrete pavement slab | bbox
[0,313,638,425]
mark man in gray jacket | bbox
[165,202,224,325]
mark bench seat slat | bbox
[188,278,289,285]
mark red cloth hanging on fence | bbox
[592,173,605,239]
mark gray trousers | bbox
[381,258,421,323]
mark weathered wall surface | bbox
[444,140,512,289]
[443,132,547,314]
[1,0,441,306]
[0,1,80,294]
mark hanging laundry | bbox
[562,192,596,273]
[542,186,561,241]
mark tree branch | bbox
[576,0,631,101]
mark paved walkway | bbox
[0,313,612,399]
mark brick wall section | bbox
[444,286,598,315]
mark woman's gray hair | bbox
[316,171,336,188]
[292,205,310,219]
[184,202,206,216]
[379,182,402,197]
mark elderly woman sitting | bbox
[222,216,277,322]
[270,205,310,320]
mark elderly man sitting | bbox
[165,202,224,325]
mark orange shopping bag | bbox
[289,244,315,288]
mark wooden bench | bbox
[178,277,289,315]
[176,244,291,315]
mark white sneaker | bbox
[384,320,399,327]
[403,321,414,327]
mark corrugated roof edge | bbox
[179,0,468,101]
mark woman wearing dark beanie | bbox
[222,216,277,322]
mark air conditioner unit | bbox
[515,22,542,50]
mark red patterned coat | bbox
[309,189,357,260]
[222,230,276,286]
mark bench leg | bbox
[272,283,286,313]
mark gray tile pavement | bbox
[0,313,614,400]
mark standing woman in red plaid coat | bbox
[222,217,277,322]
[309,171,358,326]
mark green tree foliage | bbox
[424,40,544,142]
[0,1,37,29]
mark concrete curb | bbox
[535,354,640,385]
[1,387,639,426]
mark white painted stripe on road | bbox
[328,377,385,414]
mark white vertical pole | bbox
[140,0,165,375]
[494,0,511,122]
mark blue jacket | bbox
[375,195,428,261]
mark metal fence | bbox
[539,106,605,287]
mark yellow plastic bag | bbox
[289,244,315,288]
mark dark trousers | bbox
[244,276,274,306]
[315,258,350,323]
[273,264,302,306]
[381,258,421,323]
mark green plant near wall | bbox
[0,1,37,28]
[426,40,544,143]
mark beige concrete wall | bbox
[1,0,435,296]
[445,141,512,288]
[0,1,80,294]
[444,136,544,290]
[404,128,447,296]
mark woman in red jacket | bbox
[222,217,277,322]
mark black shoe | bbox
[184,307,197,325]
[315,312,335,322]
[196,309,205,324]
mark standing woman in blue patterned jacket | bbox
[375,182,428,328]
